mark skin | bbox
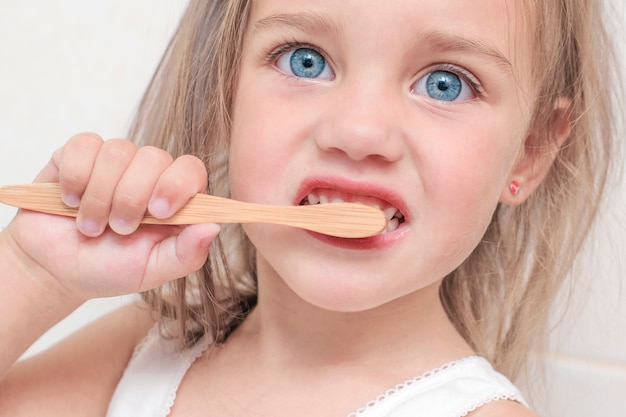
[0,0,568,415]
[230,0,536,313]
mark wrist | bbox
[0,228,83,376]
[1,226,84,306]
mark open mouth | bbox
[299,189,406,234]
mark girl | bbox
[0,0,620,416]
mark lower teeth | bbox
[385,218,400,233]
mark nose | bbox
[314,77,407,163]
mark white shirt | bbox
[107,325,528,417]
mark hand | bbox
[3,133,220,302]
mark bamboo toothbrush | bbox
[0,183,387,238]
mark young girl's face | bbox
[229,0,535,312]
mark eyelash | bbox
[264,41,486,97]
[264,41,326,67]
[431,63,485,98]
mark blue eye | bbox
[413,69,474,102]
[426,71,462,101]
[276,47,334,80]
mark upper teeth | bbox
[304,191,405,232]
[383,206,398,221]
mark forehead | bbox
[248,0,529,36]
[247,0,534,86]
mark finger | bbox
[148,155,208,219]
[141,223,220,290]
[109,146,174,235]
[57,133,104,207]
[76,139,137,237]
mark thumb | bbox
[142,223,221,290]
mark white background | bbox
[1,1,624,415]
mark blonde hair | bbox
[131,0,622,379]
[441,0,621,378]
[132,0,257,343]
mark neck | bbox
[230,258,473,373]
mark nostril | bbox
[313,120,406,164]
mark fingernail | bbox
[110,217,134,235]
[148,198,170,218]
[78,218,101,236]
[63,194,81,208]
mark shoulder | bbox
[0,300,156,416]
[470,399,542,417]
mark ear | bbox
[500,97,572,205]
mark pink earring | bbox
[509,181,520,196]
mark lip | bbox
[295,176,410,249]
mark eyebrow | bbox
[251,12,340,38]
[423,31,513,72]
[251,12,513,72]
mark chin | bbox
[282,264,419,313]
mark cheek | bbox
[230,76,270,199]
[420,123,521,237]
[228,95,292,203]
[427,133,515,200]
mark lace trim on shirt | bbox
[345,355,516,417]
[458,393,525,417]
[128,323,212,417]
[127,322,161,363]
[162,334,212,416]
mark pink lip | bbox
[305,227,410,250]
[295,176,410,250]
